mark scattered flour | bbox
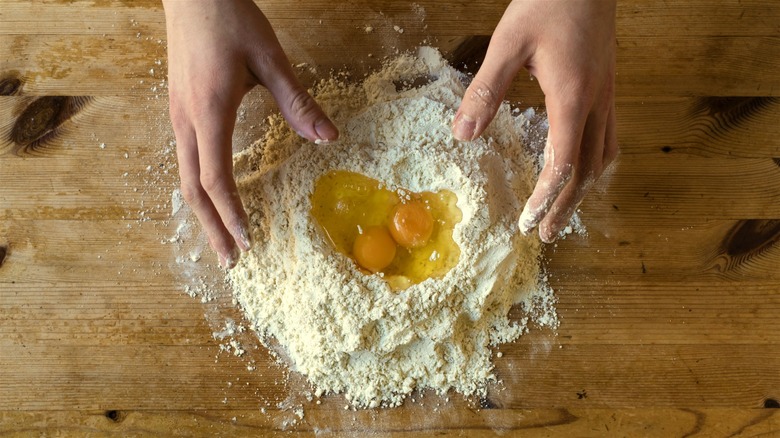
[228,47,558,409]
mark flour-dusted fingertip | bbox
[218,245,241,269]
[517,203,538,236]
[237,224,252,252]
[229,246,241,269]
[218,253,229,269]
[452,112,477,141]
[314,117,339,142]
[539,223,558,244]
[517,216,531,236]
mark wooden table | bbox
[1,1,778,435]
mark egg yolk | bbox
[389,200,434,248]
[310,170,462,290]
[353,226,397,272]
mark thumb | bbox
[244,7,339,143]
[452,40,526,141]
[261,60,339,142]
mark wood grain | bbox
[1,1,780,97]
[1,0,779,435]
[0,408,778,436]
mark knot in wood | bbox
[9,96,91,153]
[0,75,23,96]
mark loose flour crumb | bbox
[228,47,558,408]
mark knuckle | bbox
[179,181,203,206]
[556,93,590,120]
[288,89,319,119]
[192,96,228,125]
[252,47,286,77]
[168,98,189,131]
[466,78,501,110]
[199,170,223,195]
[551,161,575,185]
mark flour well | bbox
[229,47,557,408]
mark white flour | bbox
[228,47,557,408]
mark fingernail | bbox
[518,211,532,235]
[539,225,557,244]
[314,118,339,142]
[518,204,538,235]
[236,224,252,252]
[452,113,477,141]
[538,220,555,243]
[219,246,240,270]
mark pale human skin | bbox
[452,0,618,243]
[163,0,339,269]
[163,0,617,268]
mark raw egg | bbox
[310,170,462,290]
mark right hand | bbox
[163,0,339,268]
[452,0,618,243]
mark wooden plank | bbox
[586,157,780,219]
[0,345,288,411]
[615,97,780,158]
[0,160,177,220]
[2,34,777,98]
[1,2,780,97]
[2,0,780,36]
[0,95,264,161]
[2,277,778,346]
[0,408,777,436]
[0,340,776,410]
[546,217,780,279]
[0,220,186,283]
[615,36,780,97]
[617,0,780,37]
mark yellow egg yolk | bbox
[353,226,397,272]
[389,200,434,249]
[310,170,462,290]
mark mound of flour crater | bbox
[229,47,557,408]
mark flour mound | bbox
[229,47,555,408]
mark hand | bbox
[163,0,338,268]
[452,0,618,243]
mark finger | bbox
[518,97,587,239]
[276,77,339,142]
[538,106,608,242]
[194,107,252,256]
[267,68,338,143]
[539,82,618,241]
[175,123,241,269]
[452,35,528,141]
[603,101,619,167]
[251,47,338,143]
